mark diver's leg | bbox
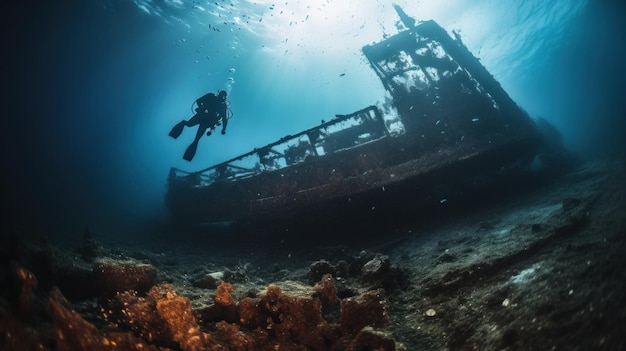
[187,114,201,126]
[183,125,207,161]
[169,120,186,139]
[170,114,203,139]
[183,142,198,161]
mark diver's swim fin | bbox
[169,121,186,139]
[183,141,198,161]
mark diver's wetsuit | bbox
[169,91,228,161]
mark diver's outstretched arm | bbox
[221,116,228,134]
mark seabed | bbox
[1,160,624,350]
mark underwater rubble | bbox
[1,160,625,350]
[0,233,404,350]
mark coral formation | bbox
[102,278,393,351]
[47,287,161,351]
[93,257,157,296]
[2,249,396,351]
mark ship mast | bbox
[392,4,416,29]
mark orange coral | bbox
[16,267,37,315]
[47,288,160,351]
[155,287,210,351]
[215,282,235,306]
[101,281,394,350]
[314,273,340,307]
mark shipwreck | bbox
[166,7,544,233]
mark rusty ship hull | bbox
[166,13,543,231]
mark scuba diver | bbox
[169,90,231,161]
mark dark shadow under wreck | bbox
[166,8,552,234]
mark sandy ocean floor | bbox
[1,159,624,350]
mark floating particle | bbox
[339,73,345,77]
[228,68,236,73]
[436,120,440,125]
[472,118,480,122]
[502,298,510,307]
[439,198,447,204]
[425,308,436,316]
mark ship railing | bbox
[168,105,389,188]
